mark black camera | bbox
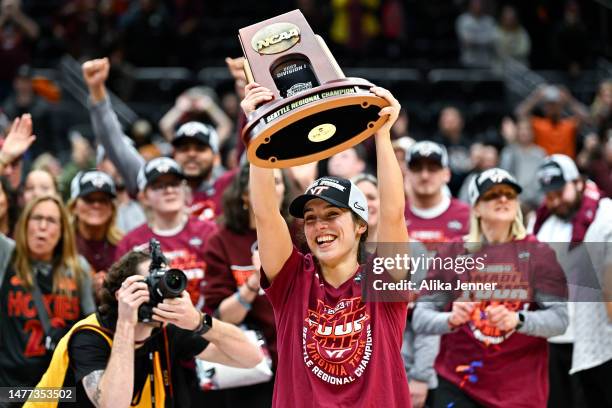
[138,239,188,322]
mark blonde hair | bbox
[67,197,123,245]
[464,203,526,251]
[13,195,84,295]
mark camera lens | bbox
[159,268,187,297]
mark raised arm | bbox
[82,58,145,196]
[515,85,546,120]
[371,87,409,244]
[241,83,293,282]
[82,275,149,408]
[0,113,35,174]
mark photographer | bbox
[35,249,263,408]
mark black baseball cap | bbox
[172,121,219,154]
[537,154,580,193]
[406,141,449,167]
[137,157,185,191]
[70,170,116,200]
[290,176,368,223]
[468,168,522,205]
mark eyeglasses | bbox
[408,162,443,173]
[29,214,60,226]
[481,190,518,201]
[148,179,184,191]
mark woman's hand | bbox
[0,114,35,165]
[371,86,400,136]
[240,82,274,116]
[448,301,477,328]
[486,304,519,332]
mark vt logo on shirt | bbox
[302,297,372,385]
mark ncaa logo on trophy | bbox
[238,9,390,168]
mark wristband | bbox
[234,290,252,311]
[245,281,260,293]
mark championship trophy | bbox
[239,9,390,168]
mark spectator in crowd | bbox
[456,0,496,68]
[327,144,368,180]
[404,141,470,244]
[515,84,589,159]
[159,86,232,146]
[402,141,470,408]
[533,155,612,408]
[494,5,530,68]
[351,173,380,243]
[432,106,472,196]
[457,143,499,204]
[68,170,123,298]
[82,57,234,221]
[0,194,95,389]
[203,163,291,407]
[0,176,17,237]
[2,65,55,161]
[553,1,590,77]
[22,168,58,206]
[0,0,39,100]
[96,144,147,233]
[413,168,568,408]
[499,117,546,213]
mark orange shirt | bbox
[531,116,578,158]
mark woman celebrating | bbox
[0,195,95,389]
[68,170,123,295]
[243,82,411,407]
[412,168,568,408]
[203,163,291,407]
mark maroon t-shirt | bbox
[425,235,567,408]
[202,227,277,367]
[75,234,117,273]
[405,198,470,245]
[262,247,411,408]
[115,218,217,307]
[189,169,237,221]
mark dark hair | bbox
[0,176,18,236]
[352,212,369,264]
[98,251,151,323]
[219,163,292,233]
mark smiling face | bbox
[173,139,214,179]
[474,184,519,225]
[303,199,366,266]
[27,199,62,261]
[144,174,186,215]
[75,192,114,228]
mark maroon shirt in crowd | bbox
[261,247,411,408]
[426,235,567,408]
[116,218,217,308]
[405,198,470,245]
[202,227,277,367]
[75,234,117,273]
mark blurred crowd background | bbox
[0,0,611,204]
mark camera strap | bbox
[30,272,56,351]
